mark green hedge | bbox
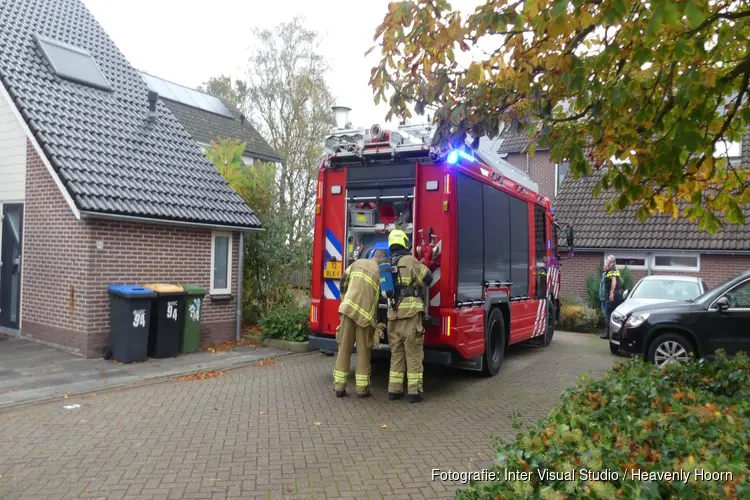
[456,354,750,499]
[259,306,310,342]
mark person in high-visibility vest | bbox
[386,229,432,403]
[333,249,387,398]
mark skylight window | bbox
[34,35,112,91]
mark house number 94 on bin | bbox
[166,301,179,321]
[132,309,146,328]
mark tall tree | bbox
[198,76,250,111]
[245,17,335,245]
[369,0,750,232]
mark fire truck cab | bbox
[308,117,573,375]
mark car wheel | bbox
[609,342,619,355]
[647,333,695,368]
[482,307,506,376]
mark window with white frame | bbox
[211,232,233,294]
[651,252,700,272]
[242,155,254,166]
[554,160,570,196]
[607,252,648,270]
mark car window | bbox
[724,280,750,308]
[630,280,702,300]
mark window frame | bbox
[210,231,233,295]
[554,160,570,197]
[650,252,700,272]
[606,251,649,271]
[34,34,112,91]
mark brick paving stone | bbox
[0,332,616,499]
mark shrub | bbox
[559,295,586,308]
[456,353,750,499]
[558,304,599,331]
[259,306,310,342]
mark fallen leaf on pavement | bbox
[203,338,258,354]
[79,419,87,424]
[114,426,123,431]
[286,487,293,493]
[63,393,71,399]
[254,358,277,367]
[11,388,18,392]
[84,393,97,399]
[177,370,225,381]
[380,424,388,429]
[257,410,265,415]
[313,421,321,426]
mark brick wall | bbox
[503,151,556,200]
[21,139,240,357]
[559,251,750,302]
[22,140,91,355]
[86,220,240,356]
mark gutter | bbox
[80,211,264,233]
[572,247,750,256]
[236,232,244,341]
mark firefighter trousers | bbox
[333,315,373,395]
[387,314,424,395]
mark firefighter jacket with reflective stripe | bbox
[339,259,381,329]
[388,254,432,320]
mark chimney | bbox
[147,91,158,123]
[332,105,351,130]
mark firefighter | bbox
[333,249,387,398]
[386,229,433,403]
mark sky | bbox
[82,0,438,129]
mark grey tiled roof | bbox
[147,79,281,163]
[496,131,549,155]
[554,168,750,251]
[0,0,260,229]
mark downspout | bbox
[646,251,652,276]
[526,152,530,174]
[236,232,245,341]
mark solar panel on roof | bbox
[140,73,235,119]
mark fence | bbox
[289,267,312,290]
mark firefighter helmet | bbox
[388,229,410,250]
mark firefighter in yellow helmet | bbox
[333,249,388,398]
[386,229,433,403]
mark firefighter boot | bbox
[354,322,374,397]
[404,316,425,403]
[333,316,356,397]
[386,319,406,399]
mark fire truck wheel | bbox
[482,307,506,376]
[543,301,556,347]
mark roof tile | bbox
[554,168,750,251]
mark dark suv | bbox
[616,269,750,368]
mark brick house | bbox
[496,131,750,300]
[0,0,262,357]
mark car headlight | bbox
[611,312,625,324]
[625,313,650,328]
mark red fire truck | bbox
[308,119,574,375]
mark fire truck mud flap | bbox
[309,335,453,365]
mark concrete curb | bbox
[242,334,311,353]
[0,350,315,413]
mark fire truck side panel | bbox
[452,306,485,359]
[313,167,347,336]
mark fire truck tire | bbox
[543,301,556,347]
[482,307,506,376]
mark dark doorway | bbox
[0,204,23,330]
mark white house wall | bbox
[0,90,26,202]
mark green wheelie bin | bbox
[179,284,206,353]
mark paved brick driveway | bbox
[0,332,616,500]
